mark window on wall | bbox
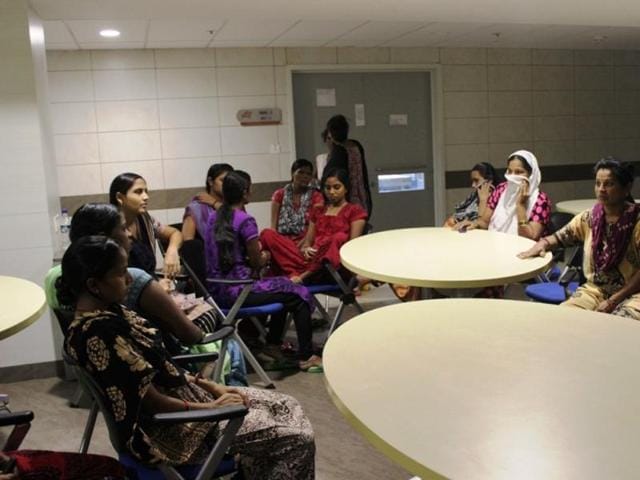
[377,172,425,194]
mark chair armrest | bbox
[0,410,34,427]
[152,405,248,424]
[206,278,255,285]
[200,325,234,344]
[172,352,219,366]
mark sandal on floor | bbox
[299,355,323,371]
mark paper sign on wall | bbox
[355,104,365,127]
[316,88,336,107]
[389,114,408,126]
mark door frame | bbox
[284,64,446,225]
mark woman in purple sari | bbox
[204,172,321,370]
[519,158,640,319]
[183,163,234,241]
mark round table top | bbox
[0,276,47,341]
[555,199,595,215]
[340,228,551,288]
[324,299,640,480]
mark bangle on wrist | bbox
[183,399,190,411]
[541,237,551,249]
[518,219,529,227]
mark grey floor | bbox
[0,285,413,480]
[0,283,529,479]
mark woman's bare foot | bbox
[299,354,322,370]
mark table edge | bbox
[323,375,447,480]
[341,255,552,288]
[0,297,47,341]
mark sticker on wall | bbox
[389,114,408,126]
[355,104,366,127]
[316,88,336,107]
[237,108,282,126]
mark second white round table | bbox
[340,227,551,288]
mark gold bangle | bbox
[518,220,529,226]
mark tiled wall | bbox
[442,47,640,212]
[47,47,291,228]
[48,46,640,227]
[0,1,59,368]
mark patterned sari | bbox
[65,305,315,478]
[555,204,640,319]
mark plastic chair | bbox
[180,239,279,389]
[65,351,247,480]
[0,410,33,452]
[525,250,583,304]
[537,211,575,282]
[305,260,364,340]
[52,307,232,455]
[525,281,579,304]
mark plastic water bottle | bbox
[54,208,71,256]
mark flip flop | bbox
[307,365,324,373]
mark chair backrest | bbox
[62,351,129,454]
[180,239,209,296]
[548,211,574,235]
[52,307,75,338]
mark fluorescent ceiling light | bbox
[99,29,121,38]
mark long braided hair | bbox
[214,171,249,274]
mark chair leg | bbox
[328,302,347,336]
[79,401,98,454]
[194,416,245,480]
[70,384,86,408]
[213,337,230,384]
[312,296,332,324]
[232,332,275,389]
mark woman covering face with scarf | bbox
[454,150,551,241]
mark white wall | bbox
[47,47,293,229]
[0,1,59,368]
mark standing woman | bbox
[270,158,324,246]
[109,173,182,277]
[519,158,640,318]
[183,163,234,241]
[454,150,551,240]
[322,115,372,217]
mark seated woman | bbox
[45,203,245,384]
[59,236,315,478]
[261,168,367,284]
[454,150,551,240]
[270,159,324,246]
[519,158,640,318]
[110,173,182,278]
[183,163,234,241]
[204,172,320,370]
[444,162,498,228]
[45,203,204,343]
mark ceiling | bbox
[31,0,640,50]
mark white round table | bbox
[340,228,551,288]
[324,299,640,479]
[0,276,46,340]
[556,199,595,215]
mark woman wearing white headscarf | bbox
[454,150,551,240]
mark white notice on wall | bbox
[389,114,408,126]
[355,104,365,126]
[316,88,336,107]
